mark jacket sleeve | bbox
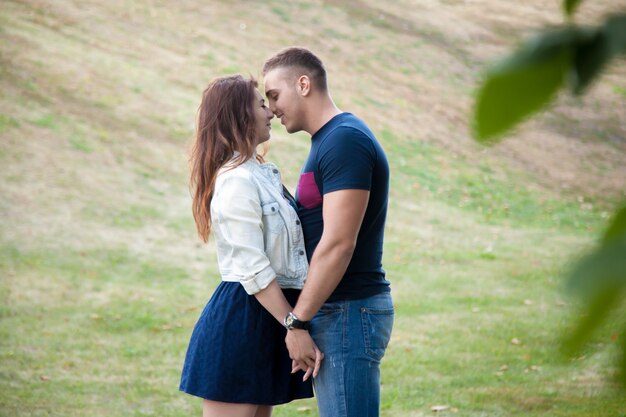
[212,175,276,294]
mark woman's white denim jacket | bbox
[211,157,308,295]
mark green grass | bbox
[613,85,626,98]
[3,225,624,417]
[0,243,208,416]
[79,203,163,229]
[381,127,607,232]
[271,6,291,23]
[32,113,59,130]
[68,133,94,153]
[1,0,625,416]
[0,114,19,134]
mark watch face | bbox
[286,315,294,327]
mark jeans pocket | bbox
[311,304,344,350]
[361,307,394,361]
[313,303,344,333]
[318,301,344,315]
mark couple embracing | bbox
[179,47,394,417]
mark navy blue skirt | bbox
[179,281,314,405]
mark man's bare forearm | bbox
[292,239,355,321]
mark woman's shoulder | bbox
[214,161,261,198]
[217,160,255,182]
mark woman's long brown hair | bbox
[190,75,261,242]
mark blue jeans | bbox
[310,292,394,417]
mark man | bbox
[262,47,393,417]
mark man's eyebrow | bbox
[265,88,277,96]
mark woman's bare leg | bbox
[202,400,258,417]
[255,405,272,417]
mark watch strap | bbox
[284,312,310,330]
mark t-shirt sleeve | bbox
[317,126,376,194]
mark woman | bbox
[180,75,319,417]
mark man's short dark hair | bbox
[262,47,328,91]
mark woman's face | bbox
[253,89,274,145]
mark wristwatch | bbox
[284,312,310,331]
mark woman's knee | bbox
[254,405,272,417]
[202,399,259,417]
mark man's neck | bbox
[304,96,342,136]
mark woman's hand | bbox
[286,329,324,381]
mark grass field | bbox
[1,0,626,416]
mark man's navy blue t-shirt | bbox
[295,112,390,302]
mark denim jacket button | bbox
[273,169,278,174]
[295,220,300,225]
[299,250,305,255]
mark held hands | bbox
[285,329,324,381]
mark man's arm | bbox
[294,188,369,320]
[285,188,369,373]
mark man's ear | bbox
[297,75,311,96]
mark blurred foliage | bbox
[564,0,583,17]
[472,0,626,387]
[474,13,626,142]
[564,205,626,386]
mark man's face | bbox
[263,67,304,134]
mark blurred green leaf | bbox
[475,15,626,140]
[567,205,626,294]
[474,30,574,142]
[571,15,626,93]
[564,0,583,17]
[604,14,626,54]
[620,323,626,386]
[564,204,626,364]
[603,205,626,245]
[570,30,608,93]
[562,287,622,356]
[567,236,626,294]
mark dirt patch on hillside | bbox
[1,0,625,258]
[323,0,625,199]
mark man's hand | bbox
[285,329,324,381]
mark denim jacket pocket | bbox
[361,307,394,361]
[261,201,285,234]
